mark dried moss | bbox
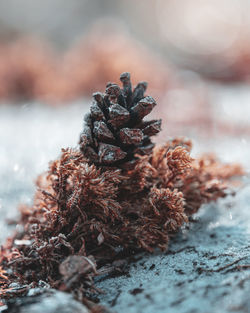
[0,74,243,312]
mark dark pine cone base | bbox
[79,72,161,168]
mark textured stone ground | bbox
[97,185,250,313]
[0,94,249,312]
[6,289,89,313]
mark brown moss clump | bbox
[0,74,243,311]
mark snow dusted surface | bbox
[0,101,87,242]
[0,89,250,312]
[97,187,250,313]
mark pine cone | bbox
[79,72,161,168]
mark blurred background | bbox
[0,0,250,236]
[0,0,250,132]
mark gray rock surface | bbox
[6,289,89,313]
[0,99,249,313]
[97,187,250,313]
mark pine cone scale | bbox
[143,120,162,136]
[99,143,127,164]
[120,72,132,107]
[131,96,157,119]
[93,121,115,143]
[108,104,130,128]
[119,128,144,145]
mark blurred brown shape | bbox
[65,28,173,100]
[0,28,173,104]
[0,38,77,104]
[200,42,250,82]
[178,43,250,82]
[0,39,55,101]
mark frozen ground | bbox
[0,101,87,242]
[97,186,250,313]
[0,94,250,313]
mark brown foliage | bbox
[0,141,242,305]
[0,74,243,311]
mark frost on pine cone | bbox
[79,72,161,167]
